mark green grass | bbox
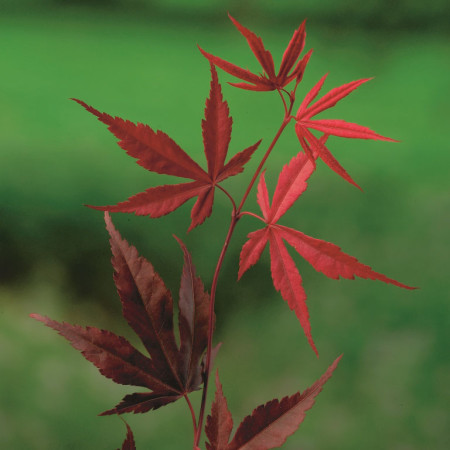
[0,10,449,449]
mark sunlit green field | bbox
[0,7,449,449]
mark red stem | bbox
[194,98,295,447]
[239,210,266,223]
[194,215,237,447]
[237,116,291,214]
[184,394,197,441]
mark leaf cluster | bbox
[31,13,415,449]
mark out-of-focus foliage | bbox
[1,0,449,30]
[0,3,448,449]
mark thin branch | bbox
[194,110,295,446]
[277,88,289,116]
[194,215,238,446]
[237,116,292,214]
[217,184,237,214]
[238,211,266,223]
[184,394,198,441]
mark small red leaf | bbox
[228,355,342,449]
[200,17,310,91]
[205,371,234,450]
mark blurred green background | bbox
[1,0,449,449]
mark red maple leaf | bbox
[199,14,312,91]
[31,213,212,415]
[206,356,342,450]
[73,64,260,231]
[239,147,415,355]
[295,74,398,189]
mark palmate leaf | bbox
[31,213,212,415]
[206,356,342,450]
[74,64,260,231]
[295,74,397,188]
[199,14,311,91]
[239,150,415,355]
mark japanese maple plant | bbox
[31,15,414,449]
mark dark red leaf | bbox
[205,372,234,450]
[227,355,342,449]
[205,357,342,449]
[32,214,213,416]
